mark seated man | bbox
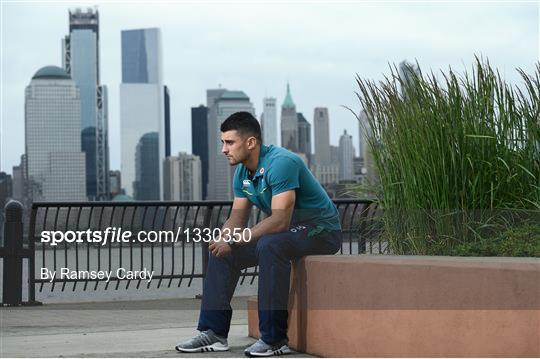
[175,111,342,357]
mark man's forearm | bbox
[242,213,290,244]
[220,217,246,232]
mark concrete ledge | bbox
[248,255,540,357]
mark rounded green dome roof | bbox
[32,66,71,80]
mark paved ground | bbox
[0,297,313,358]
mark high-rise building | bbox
[207,90,255,200]
[313,107,331,166]
[399,60,421,97]
[62,7,109,200]
[109,170,122,197]
[120,28,169,199]
[261,97,277,146]
[164,86,171,157]
[0,172,12,209]
[362,116,378,185]
[191,105,209,199]
[25,66,86,201]
[339,130,355,181]
[331,145,339,164]
[11,164,24,202]
[163,153,202,201]
[133,132,159,200]
[11,155,28,204]
[353,157,366,183]
[297,112,311,156]
[280,83,298,152]
[358,110,368,161]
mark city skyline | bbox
[1,2,538,174]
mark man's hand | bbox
[208,239,232,258]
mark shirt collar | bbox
[252,144,271,179]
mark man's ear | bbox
[247,136,258,150]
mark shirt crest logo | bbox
[259,168,265,175]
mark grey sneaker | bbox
[175,329,229,353]
[244,339,292,357]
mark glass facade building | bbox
[280,83,298,152]
[191,105,209,199]
[206,90,255,200]
[134,132,159,200]
[120,28,168,200]
[261,97,277,146]
[297,112,312,157]
[63,7,109,200]
[25,66,87,201]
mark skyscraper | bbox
[261,97,277,146]
[358,110,367,161]
[0,172,12,210]
[120,28,169,200]
[11,164,24,202]
[313,107,331,166]
[25,66,86,201]
[163,153,202,200]
[297,112,312,157]
[62,7,109,200]
[339,130,355,181]
[280,83,298,152]
[399,60,421,97]
[109,170,122,197]
[134,132,159,200]
[207,90,255,200]
[191,105,209,199]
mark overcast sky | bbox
[1,0,539,174]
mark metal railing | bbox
[1,199,383,305]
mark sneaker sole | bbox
[245,345,292,357]
[176,342,229,353]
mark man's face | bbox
[221,130,249,166]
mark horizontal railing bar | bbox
[31,198,374,208]
[31,201,235,208]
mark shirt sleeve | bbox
[267,157,300,196]
[233,166,247,198]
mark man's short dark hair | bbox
[220,111,262,143]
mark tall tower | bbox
[207,90,255,200]
[120,28,169,200]
[261,97,277,146]
[313,107,331,166]
[191,105,209,199]
[399,60,421,97]
[25,66,86,201]
[358,110,367,161]
[62,7,109,200]
[339,130,355,181]
[280,83,298,152]
[297,112,312,156]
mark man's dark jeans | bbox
[197,223,342,344]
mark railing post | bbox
[2,200,24,305]
[201,205,213,276]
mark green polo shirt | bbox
[233,144,341,233]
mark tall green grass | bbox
[353,59,540,255]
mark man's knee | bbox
[206,250,233,268]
